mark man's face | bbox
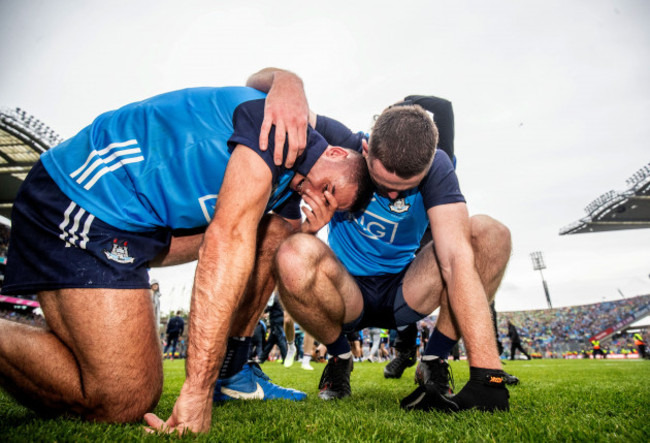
[291,168,357,211]
[365,156,427,200]
[362,139,427,200]
[290,147,359,211]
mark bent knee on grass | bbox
[82,370,163,423]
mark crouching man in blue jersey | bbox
[253,69,513,413]
[0,72,373,434]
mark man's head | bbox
[365,105,438,199]
[291,146,373,212]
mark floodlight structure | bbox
[530,251,553,309]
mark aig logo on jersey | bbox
[353,210,399,243]
[389,198,410,214]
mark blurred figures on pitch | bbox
[590,339,607,359]
[163,311,185,360]
[150,279,162,337]
[260,293,288,364]
[508,321,531,360]
[633,332,647,359]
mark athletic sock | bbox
[301,355,311,365]
[325,334,351,357]
[219,336,252,379]
[423,328,457,361]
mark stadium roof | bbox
[0,108,62,221]
[560,163,650,235]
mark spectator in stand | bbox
[508,321,530,360]
[163,311,185,360]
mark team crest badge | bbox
[389,198,410,214]
[104,239,135,264]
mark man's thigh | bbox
[401,241,445,315]
[39,288,163,400]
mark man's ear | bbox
[362,139,369,157]
[325,145,350,158]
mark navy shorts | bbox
[1,161,172,295]
[343,263,428,332]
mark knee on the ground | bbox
[83,371,163,423]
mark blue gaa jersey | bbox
[316,115,465,276]
[40,87,327,232]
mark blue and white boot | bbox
[213,362,307,402]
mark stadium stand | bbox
[496,294,650,358]
[0,107,63,220]
[560,163,650,234]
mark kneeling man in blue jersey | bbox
[0,71,373,434]
[261,70,513,413]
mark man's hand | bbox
[300,188,338,234]
[258,70,309,168]
[143,385,213,435]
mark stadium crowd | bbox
[495,295,650,358]
[254,293,649,363]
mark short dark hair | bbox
[368,105,438,178]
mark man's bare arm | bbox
[145,146,273,434]
[246,67,309,168]
[427,202,502,370]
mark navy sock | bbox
[219,337,252,379]
[423,328,457,360]
[326,333,351,357]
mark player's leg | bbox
[275,232,363,399]
[284,315,297,367]
[384,323,418,378]
[401,215,511,412]
[212,215,305,401]
[301,333,315,370]
[0,288,162,422]
[275,232,363,346]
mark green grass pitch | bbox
[1,358,648,441]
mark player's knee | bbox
[276,233,322,290]
[84,370,163,423]
[471,215,512,254]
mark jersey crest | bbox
[103,239,135,264]
[388,198,411,214]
